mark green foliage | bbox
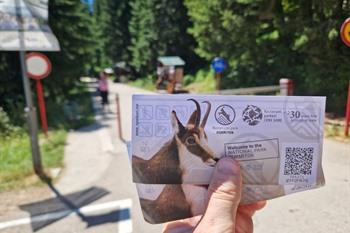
[0,52,26,126]
[0,107,22,136]
[185,0,350,114]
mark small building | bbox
[156,56,186,93]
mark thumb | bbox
[195,158,242,233]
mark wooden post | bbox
[115,94,124,142]
[279,78,294,96]
[345,82,350,137]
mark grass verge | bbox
[183,69,216,93]
[128,75,156,91]
[324,123,350,143]
[0,83,94,192]
[0,130,67,192]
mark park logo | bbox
[215,104,236,125]
[242,105,263,126]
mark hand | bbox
[163,158,266,233]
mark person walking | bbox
[98,71,109,112]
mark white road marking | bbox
[118,219,133,233]
[0,199,132,231]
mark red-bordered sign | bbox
[26,52,52,80]
[341,18,350,47]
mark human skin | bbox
[163,158,266,233]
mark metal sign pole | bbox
[20,51,43,175]
[215,72,221,94]
[16,0,43,176]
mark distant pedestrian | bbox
[98,71,109,111]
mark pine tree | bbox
[105,0,131,63]
[48,0,99,94]
[93,0,132,69]
[128,0,157,73]
[93,0,111,69]
[128,0,202,74]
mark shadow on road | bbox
[19,177,130,232]
[85,209,130,228]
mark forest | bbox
[1,0,350,133]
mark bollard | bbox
[115,94,124,142]
[279,78,294,96]
[345,82,350,137]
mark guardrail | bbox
[213,85,280,95]
[205,78,294,96]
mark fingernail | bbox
[216,157,240,175]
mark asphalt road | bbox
[0,82,349,233]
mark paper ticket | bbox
[131,94,326,186]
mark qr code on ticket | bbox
[284,147,314,175]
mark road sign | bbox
[26,52,51,137]
[211,57,226,93]
[0,0,60,51]
[341,17,350,47]
[211,57,226,73]
[26,52,52,80]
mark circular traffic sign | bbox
[211,57,226,73]
[341,17,350,47]
[26,52,52,80]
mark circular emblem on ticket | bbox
[242,105,263,126]
[215,104,235,125]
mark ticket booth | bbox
[156,56,187,94]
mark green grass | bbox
[128,75,156,91]
[183,70,216,93]
[0,130,67,191]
